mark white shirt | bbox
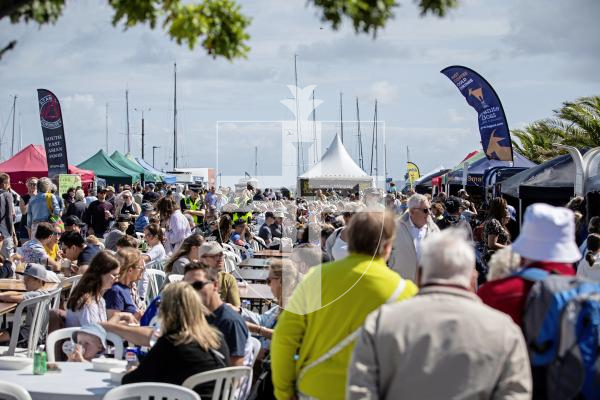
[165,210,192,253]
[408,216,429,262]
[331,234,349,261]
[146,243,167,262]
[577,253,600,282]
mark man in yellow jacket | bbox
[271,209,418,400]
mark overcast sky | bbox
[1,0,599,187]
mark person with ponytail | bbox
[163,234,204,275]
[142,223,166,264]
[576,233,600,281]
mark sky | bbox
[0,0,599,188]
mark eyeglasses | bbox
[413,207,431,214]
[204,253,224,259]
[108,273,119,280]
[191,280,212,290]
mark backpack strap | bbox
[512,267,550,282]
[296,278,406,385]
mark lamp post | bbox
[134,107,151,158]
[152,146,160,168]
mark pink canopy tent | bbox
[0,144,95,195]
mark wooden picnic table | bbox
[253,250,290,259]
[0,279,26,292]
[238,258,271,269]
[239,283,274,301]
[233,269,269,283]
[0,302,17,316]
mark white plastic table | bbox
[0,362,117,400]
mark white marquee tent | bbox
[298,134,373,194]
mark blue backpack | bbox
[517,268,600,400]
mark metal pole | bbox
[340,92,344,143]
[152,146,160,168]
[254,146,258,177]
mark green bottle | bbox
[33,345,47,375]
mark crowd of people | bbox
[0,170,599,399]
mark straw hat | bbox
[511,203,581,263]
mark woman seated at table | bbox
[104,248,145,321]
[164,234,204,275]
[141,223,167,264]
[20,222,62,272]
[66,251,132,327]
[122,281,230,398]
[236,259,302,350]
[64,324,107,362]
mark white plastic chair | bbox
[0,292,53,357]
[167,274,183,283]
[145,269,166,302]
[103,382,200,400]
[49,287,63,310]
[182,366,252,400]
[46,327,125,362]
[221,243,235,254]
[62,274,83,298]
[0,380,32,400]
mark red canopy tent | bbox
[0,144,95,195]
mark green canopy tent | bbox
[111,151,161,183]
[77,150,140,185]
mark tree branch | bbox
[0,40,17,61]
[0,0,34,21]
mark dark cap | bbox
[98,187,108,194]
[141,203,154,212]
[117,215,131,223]
[444,196,462,214]
[64,215,85,227]
[233,219,246,227]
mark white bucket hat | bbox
[511,203,581,263]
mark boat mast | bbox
[294,54,301,175]
[10,95,16,157]
[340,92,344,143]
[173,62,178,169]
[254,146,258,177]
[125,90,130,154]
[356,97,364,170]
[312,89,317,163]
[370,100,378,175]
[105,102,109,153]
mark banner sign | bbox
[441,66,513,162]
[58,174,82,196]
[37,89,69,177]
[406,162,420,187]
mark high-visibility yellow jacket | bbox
[271,253,418,400]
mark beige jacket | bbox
[347,286,532,400]
[388,212,439,281]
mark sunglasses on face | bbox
[191,280,213,290]
[108,273,119,280]
[413,207,431,214]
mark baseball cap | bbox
[105,186,115,193]
[23,263,60,283]
[98,187,108,194]
[64,215,85,227]
[141,203,154,212]
[198,241,224,257]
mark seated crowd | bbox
[2,175,599,399]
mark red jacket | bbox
[477,261,575,327]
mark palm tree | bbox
[511,95,600,163]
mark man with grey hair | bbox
[388,193,439,281]
[348,229,532,400]
[26,177,59,238]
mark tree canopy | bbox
[0,0,458,61]
[512,96,600,164]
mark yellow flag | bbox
[407,162,420,186]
